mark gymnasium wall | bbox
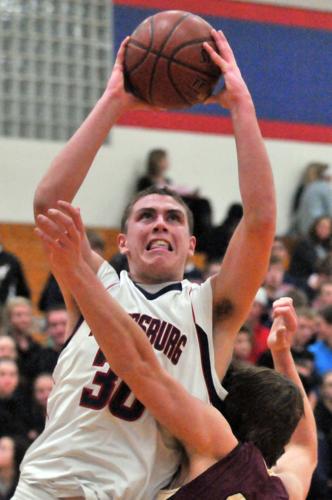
[1,0,332,236]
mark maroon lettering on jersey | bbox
[138,314,152,332]
[154,322,172,350]
[129,313,187,365]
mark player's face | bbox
[118,194,196,283]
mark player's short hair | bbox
[121,186,194,235]
[223,363,304,468]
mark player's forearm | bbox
[231,97,276,234]
[272,348,317,460]
[34,92,125,218]
[63,259,163,380]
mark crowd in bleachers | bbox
[0,157,332,499]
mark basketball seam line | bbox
[129,38,219,80]
[148,12,192,105]
[126,17,155,76]
[166,63,191,106]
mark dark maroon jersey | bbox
[168,442,289,499]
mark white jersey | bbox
[19,261,226,500]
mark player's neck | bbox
[129,271,183,286]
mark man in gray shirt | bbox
[296,164,332,235]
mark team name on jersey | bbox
[130,313,187,365]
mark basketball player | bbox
[34,206,317,500]
[13,31,275,499]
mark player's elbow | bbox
[245,208,276,240]
[33,187,52,219]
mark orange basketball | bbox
[124,10,220,109]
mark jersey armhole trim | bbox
[60,315,84,353]
[195,323,226,413]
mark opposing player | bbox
[13,30,275,499]
[34,206,317,500]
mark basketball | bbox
[124,10,221,109]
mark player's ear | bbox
[188,235,196,257]
[118,233,129,255]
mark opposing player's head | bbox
[118,187,195,283]
[223,364,304,468]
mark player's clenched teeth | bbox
[146,239,173,251]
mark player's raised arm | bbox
[269,298,317,500]
[203,30,276,378]
[33,37,145,221]
[35,203,238,460]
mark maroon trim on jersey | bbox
[195,323,225,414]
[60,315,84,353]
[133,282,182,300]
[105,281,118,292]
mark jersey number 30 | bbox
[79,348,145,421]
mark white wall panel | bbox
[1,127,332,235]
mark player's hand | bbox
[267,297,298,353]
[34,202,87,277]
[203,29,252,110]
[104,37,163,112]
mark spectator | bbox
[295,163,332,236]
[204,203,243,259]
[0,338,17,361]
[291,308,320,405]
[312,280,332,311]
[27,374,53,442]
[258,308,320,406]
[288,216,332,294]
[309,306,332,376]
[183,261,203,284]
[290,162,327,228]
[136,149,199,198]
[0,359,30,439]
[270,236,291,270]
[317,254,332,282]
[202,257,221,281]
[245,287,270,363]
[36,306,68,374]
[3,298,42,384]
[286,287,309,308]
[38,274,64,313]
[262,256,294,314]
[233,325,253,364]
[0,435,28,500]
[0,245,30,307]
[311,371,332,499]
[108,252,129,277]
[136,149,171,192]
[136,149,213,248]
[291,308,317,350]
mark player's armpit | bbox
[211,220,273,330]
[272,446,316,500]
